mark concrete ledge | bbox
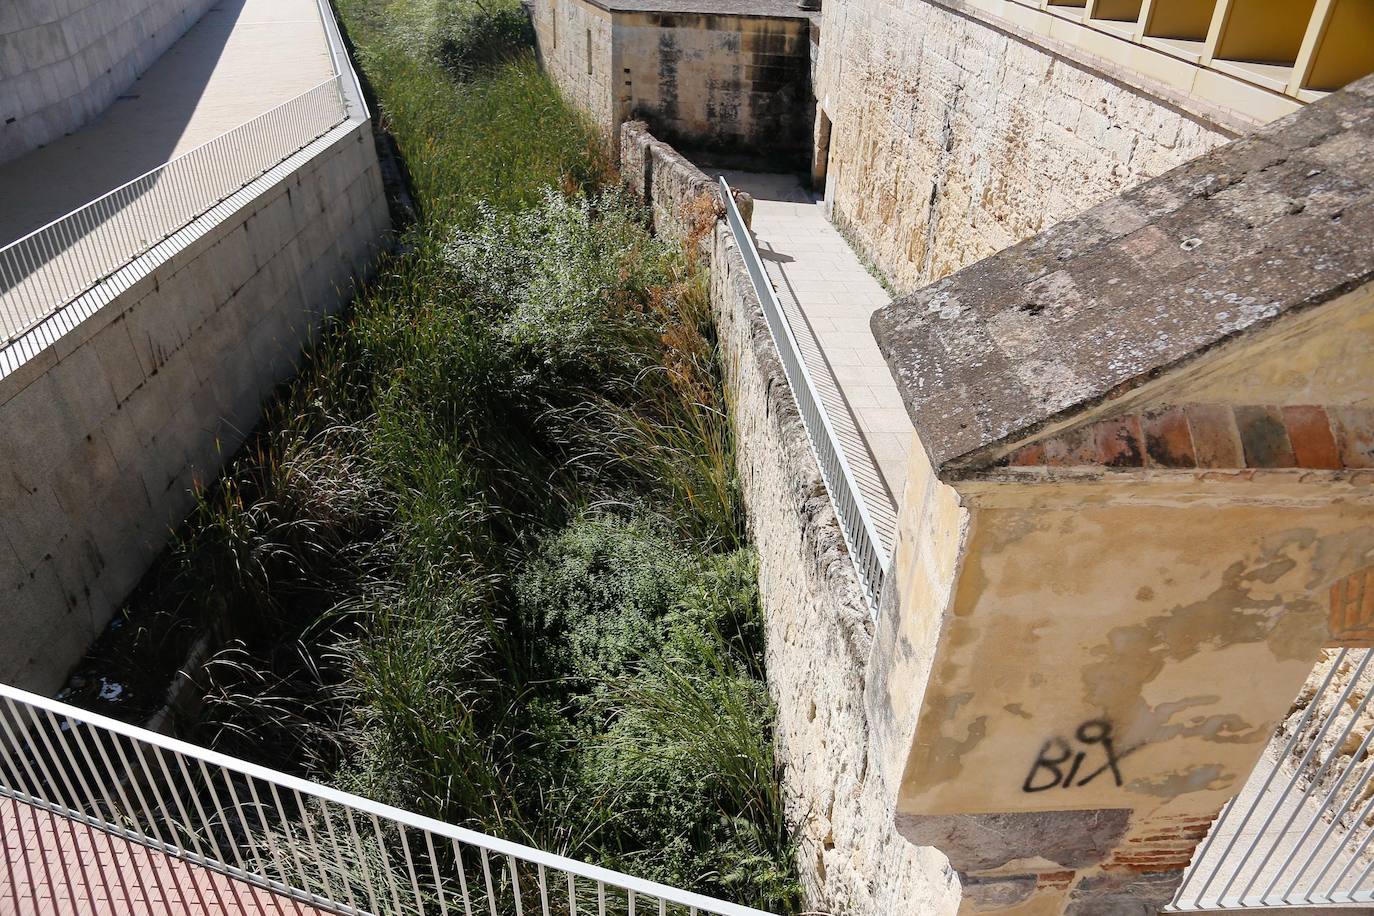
[871,73,1374,480]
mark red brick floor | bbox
[0,796,332,915]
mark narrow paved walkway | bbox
[0,0,335,247]
[718,170,910,552]
[0,795,325,915]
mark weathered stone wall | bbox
[0,121,389,694]
[615,10,812,165]
[620,121,958,913]
[0,0,218,165]
[531,0,616,132]
[534,0,812,163]
[814,0,1238,291]
[711,207,960,916]
[619,120,736,248]
[866,75,1374,912]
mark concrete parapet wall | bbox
[814,0,1237,291]
[0,120,389,694]
[0,0,217,165]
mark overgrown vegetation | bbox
[77,0,800,909]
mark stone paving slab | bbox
[717,169,908,553]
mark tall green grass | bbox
[81,0,800,909]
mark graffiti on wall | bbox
[1023,719,1139,793]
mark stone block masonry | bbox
[620,120,739,246]
[0,120,390,695]
[533,0,617,132]
[621,121,960,915]
[865,74,1374,914]
[613,9,812,164]
[0,0,218,164]
[711,222,960,916]
[813,0,1239,291]
[533,0,813,165]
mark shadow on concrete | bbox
[0,0,248,247]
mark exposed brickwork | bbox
[1002,404,1374,472]
[1329,566,1374,647]
[1037,870,1076,891]
[1235,405,1296,468]
[1102,816,1215,874]
[1284,405,1343,470]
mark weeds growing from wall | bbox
[69,0,800,909]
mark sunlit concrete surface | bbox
[0,795,328,915]
[0,0,335,248]
[717,169,906,553]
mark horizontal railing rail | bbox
[0,74,350,350]
[718,176,890,614]
[0,681,775,916]
[1169,648,1374,910]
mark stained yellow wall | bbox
[883,278,1374,852]
[1144,0,1218,39]
[899,492,1373,819]
[1306,0,1374,91]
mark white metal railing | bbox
[718,177,889,613]
[0,681,775,916]
[1169,648,1374,910]
[0,75,349,349]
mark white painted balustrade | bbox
[0,681,776,916]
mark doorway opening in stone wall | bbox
[811,106,832,196]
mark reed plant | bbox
[79,0,802,909]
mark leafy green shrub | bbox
[445,189,672,392]
[516,513,800,911]
[517,512,691,685]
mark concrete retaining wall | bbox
[0,120,390,694]
[622,123,958,915]
[0,0,217,165]
[814,0,1238,291]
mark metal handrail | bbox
[0,76,350,350]
[1168,648,1374,910]
[316,0,370,121]
[0,680,776,916]
[718,177,889,614]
